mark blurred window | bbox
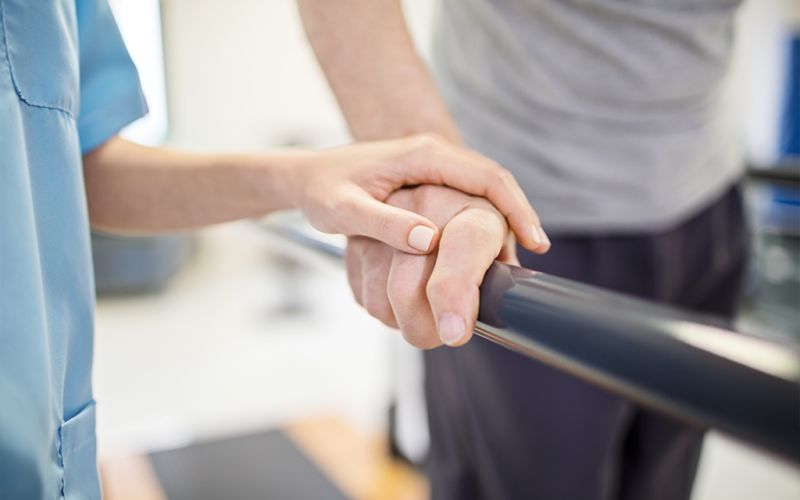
[109,0,168,146]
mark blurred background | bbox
[94,0,799,499]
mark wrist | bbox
[209,148,316,216]
[268,148,319,211]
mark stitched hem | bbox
[78,88,148,153]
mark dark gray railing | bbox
[476,261,799,464]
[747,163,800,185]
[260,216,800,465]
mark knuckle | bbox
[457,212,500,245]
[403,134,446,163]
[425,273,464,308]
[493,167,513,186]
[415,133,443,148]
[425,277,451,302]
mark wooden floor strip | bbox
[100,416,428,500]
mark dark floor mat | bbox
[149,429,349,500]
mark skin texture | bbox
[298,0,550,345]
[297,0,461,143]
[347,185,519,348]
[82,134,540,257]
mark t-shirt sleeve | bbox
[75,0,148,154]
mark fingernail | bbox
[538,226,551,247]
[439,313,465,346]
[408,225,435,252]
[531,225,542,245]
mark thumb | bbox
[320,189,440,254]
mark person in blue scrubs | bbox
[0,1,549,498]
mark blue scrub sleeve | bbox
[75,0,148,154]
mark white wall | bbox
[109,0,169,146]
[159,0,437,151]
[160,0,346,151]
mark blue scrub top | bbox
[0,0,147,498]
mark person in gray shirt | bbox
[299,0,749,498]
[434,0,744,232]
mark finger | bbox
[323,185,440,255]
[459,166,550,255]
[425,206,508,347]
[453,147,545,253]
[531,224,551,254]
[359,239,398,328]
[403,138,550,254]
[496,233,520,266]
[344,237,367,306]
[387,250,442,349]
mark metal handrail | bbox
[260,215,800,464]
[477,262,799,464]
[747,163,800,184]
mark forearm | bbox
[298,0,460,143]
[84,133,545,253]
[83,137,302,232]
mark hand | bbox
[290,134,550,255]
[345,185,527,349]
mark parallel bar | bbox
[261,218,800,464]
[747,164,800,184]
[477,261,800,464]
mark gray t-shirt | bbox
[431,0,744,234]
